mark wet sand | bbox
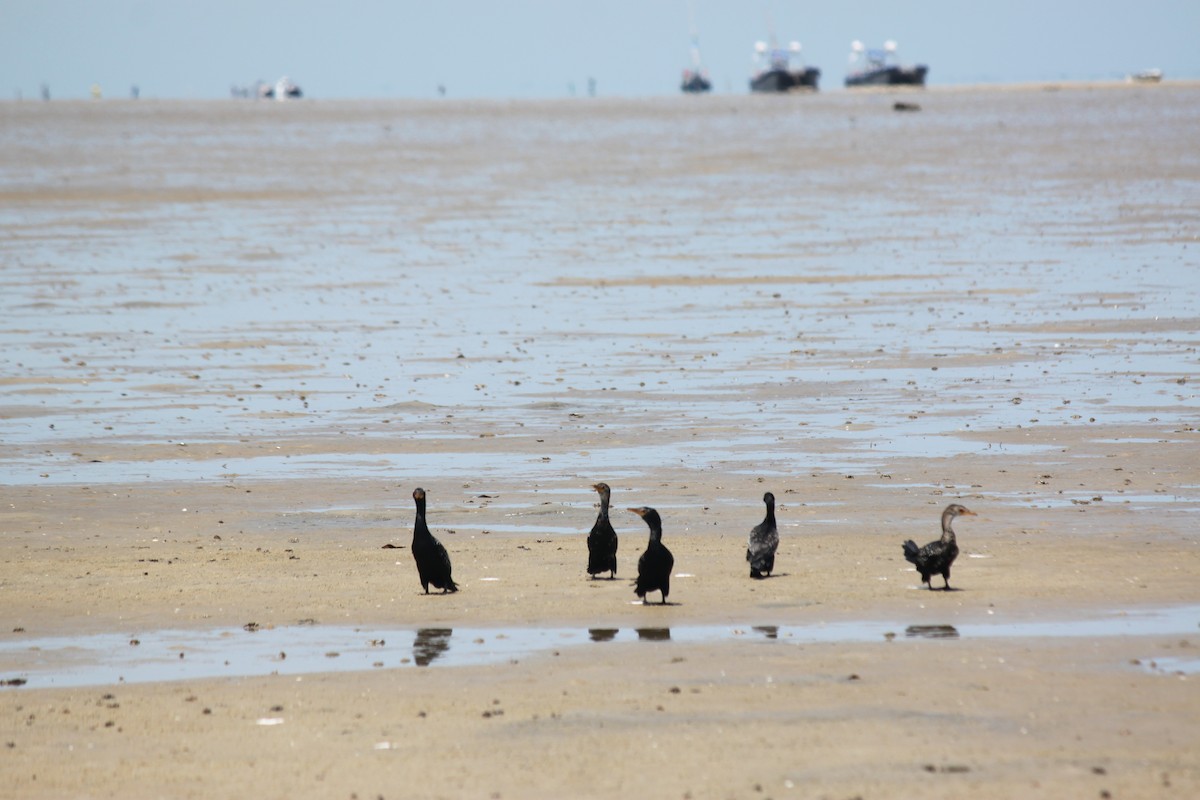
[2,82,1199,798]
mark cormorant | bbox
[902,503,976,590]
[586,482,618,579]
[746,491,779,579]
[410,487,458,594]
[630,506,674,605]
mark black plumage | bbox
[586,482,618,579]
[630,506,674,605]
[902,503,976,591]
[410,487,458,594]
[746,491,779,579]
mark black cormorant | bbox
[902,503,975,590]
[411,487,458,594]
[746,491,779,579]
[586,482,618,579]
[630,506,674,605]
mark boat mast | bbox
[687,1,704,71]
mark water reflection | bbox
[8,605,1198,689]
[413,628,453,666]
[636,628,671,642]
[905,625,960,640]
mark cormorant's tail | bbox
[902,540,920,565]
[587,550,615,576]
[747,548,771,576]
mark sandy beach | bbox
[2,82,1199,798]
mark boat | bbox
[1128,68,1163,84]
[680,18,712,93]
[260,77,303,100]
[681,69,712,93]
[750,40,820,93]
[232,77,304,100]
[845,41,927,87]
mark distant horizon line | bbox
[7,76,1196,103]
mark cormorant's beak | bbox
[962,508,977,516]
[627,507,646,517]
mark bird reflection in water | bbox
[413,627,453,666]
[588,628,619,642]
[752,625,779,639]
[904,624,960,639]
[635,627,671,642]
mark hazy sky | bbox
[3,1,1197,99]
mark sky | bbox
[2,0,1198,100]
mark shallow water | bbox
[3,605,1196,689]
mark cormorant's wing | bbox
[916,539,948,567]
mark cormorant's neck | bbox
[764,503,776,527]
[940,512,956,542]
[598,493,610,518]
[414,500,430,538]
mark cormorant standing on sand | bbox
[587,482,618,579]
[630,506,674,605]
[410,487,458,594]
[902,503,976,591]
[746,491,779,579]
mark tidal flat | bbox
[1,83,1198,798]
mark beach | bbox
[2,82,1198,798]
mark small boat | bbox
[845,41,927,88]
[680,17,712,93]
[1128,68,1163,84]
[750,40,820,93]
[259,77,303,100]
[681,69,712,93]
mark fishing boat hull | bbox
[750,67,820,93]
[845,64,927,88]
[681,72,712,93]
[1127,69,1163,84]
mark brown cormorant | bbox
[630,506,674,605]
[586,482,618,579]
[746,491,778,579]
[902,503,975,590]
[411,487,458,594]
